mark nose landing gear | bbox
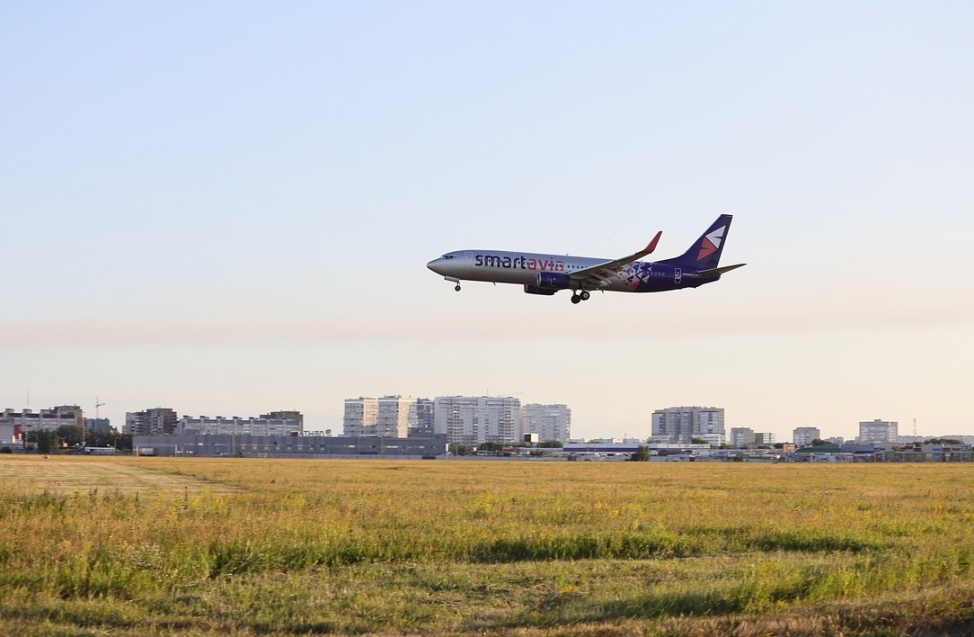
[444,276,461,292]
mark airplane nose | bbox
[427,258,444,274]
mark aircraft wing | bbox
[569,231,662,288]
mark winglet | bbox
[643,230,662,256]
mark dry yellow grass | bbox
[0,455,240,495]
[2,457,974,636]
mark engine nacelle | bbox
[523,284,557,296]
[536,272,572,290]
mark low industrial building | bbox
[133,434,449,458]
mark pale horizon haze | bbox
[2,2,972,443]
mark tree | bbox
[538,440,563,448]
[630,446,651,462]
[57,425,84,448]
[811,439,828,446]
[479,441,504,453]
[28,430,60,454]
[924,438,962,445]
[690,438,709,445]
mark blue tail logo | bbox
[659,214,734,271]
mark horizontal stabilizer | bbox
[695,263,746,277]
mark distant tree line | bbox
[22,426,132,453]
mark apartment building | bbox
[1,406,83,433]
[410,398,435,437]
[521,403,571,443]
[343,398,378,436]
[433,396,521,446]
[177,414,302,436]
[652,406,725,444]
[729,427,755,447]
[859,419,898,443]
[124,408,178,436]
[376,396,417,438]
[793,427,821,448]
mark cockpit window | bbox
[442,254,454,259]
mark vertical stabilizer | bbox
[658,215,734,271]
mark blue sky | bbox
[2,2,972,441]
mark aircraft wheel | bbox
[570,295,581,304]
[454,285,461,292]
[580,290,591,301]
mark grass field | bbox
[2,457,974,636]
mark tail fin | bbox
[658,215,734,271]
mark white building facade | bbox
[793,427,821,448]
[729,427,755,447]
[376,396,417,438]
[859,419,898,443]
[433,396,521,446]
[520,403,571,443]
[343,398,378,436]
[124,408,178,436]
[1,406,83,433]
[177,415,302,436]
[652,406,725,444]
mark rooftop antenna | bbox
[96,397,106,420]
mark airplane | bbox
[426,214,745,304]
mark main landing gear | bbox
[570,290,591,304]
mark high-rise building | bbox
[754,432,776,446]
[433,396,521,446]
[521,404,571,443]
[376,396,417,438]
[859,419,898,443]
[729,427,755,447]
[124,408,178,436]
[793,427,821,448]
[343,398,378,436]
[410,398,435,437]
[652,406,724,444]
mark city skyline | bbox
[4,399,962,448]
[2,3,972,443]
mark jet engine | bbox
[536,272,571,290]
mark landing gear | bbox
[444,276,461,292]
[570,290,591,304]
[454,285,461,292]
